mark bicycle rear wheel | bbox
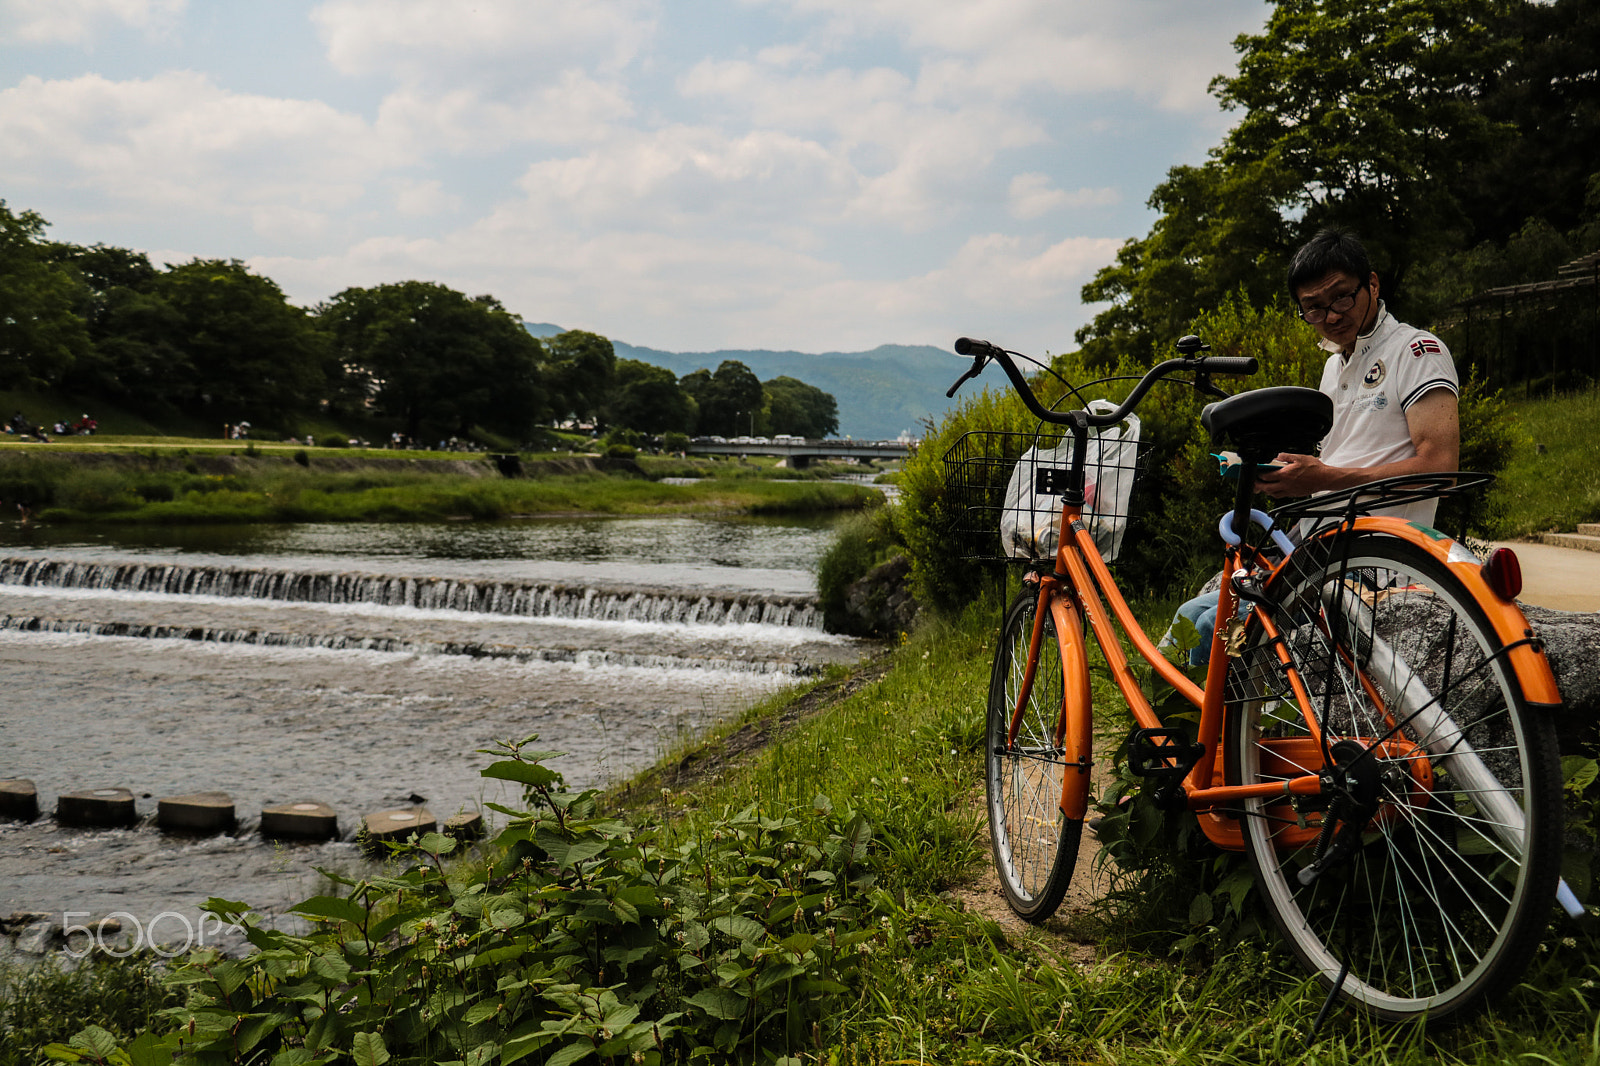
[986,589,1080,921]
[1225,533,1561,1025]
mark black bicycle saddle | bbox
[1201,386,1334,459]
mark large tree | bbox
[1075,0,1532,362]
[763,376,838,438]
[321,281,547,442]
[156,259,327,428]
[0,201,90,388]
[680,360,764,436]
[50,243,186,412]
[605,358,692,434]
[545,330,616,426]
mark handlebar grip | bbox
[1197,356,1258,376]
[955,336,1001,357]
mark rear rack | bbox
[1270,472,1495,535]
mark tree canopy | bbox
[0,199,843,443]
[764,376,839,438]
[0,200,90,388]
[680,360,765,437]
[321,281,548,443]
[1076,0,1600,366]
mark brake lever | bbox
[946,359,985,398]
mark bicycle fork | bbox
[1007,577,1094,821]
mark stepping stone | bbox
[57,787,136,828]
[0,779,37,821]
[260,801,338,840]
[444,809,484,841]
[158,791,235,833]
[362,807,436,848]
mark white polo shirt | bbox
[1317,303,1458,528]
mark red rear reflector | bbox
[1482,547,1523,601]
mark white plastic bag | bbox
[999,399,1141,562]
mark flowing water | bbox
[0,515,867,950]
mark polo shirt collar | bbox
[1319,301,1391,358]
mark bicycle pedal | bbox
[1128,728,1205,782]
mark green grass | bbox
[1482,385,1600,538]
[609,596,1600,1064]
[0,451,880,524]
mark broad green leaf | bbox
[711,915,766,942]
[463,1000,501,1025]
[417,831,458,854]
[1563,756,1598,795]
[311,953,353,984]
[482,760,562,787]
[292,895,366,925]
[544,1041,595,1066]
[70,1027,120,1061]
[685,987,748,1020]
[349,1032,390,1066]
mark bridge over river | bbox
[686,437,913,468]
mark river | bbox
[0,514,868,954]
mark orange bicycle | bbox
[943,335,1571,1026]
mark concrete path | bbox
[1490,540,1600,613]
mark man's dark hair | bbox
[1287,228,1374,299]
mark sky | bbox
[0,0,1270,356]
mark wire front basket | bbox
[941,426,1146,564]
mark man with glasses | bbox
[1160,227,1458,667]
[1257,227,1460,528]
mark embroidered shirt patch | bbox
[1362,359,1387,388]
[1410,337,1442,358]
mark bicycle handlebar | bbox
[948,336,1257,427]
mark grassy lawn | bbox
[1483,385,1600,537]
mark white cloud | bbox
[1008,173,1119,219]
[680,56,1044,229]
[0,0,184,45]
[0,72,404,220]
[391,178,460,218]
[374,71,634,152]
[311,0,657,83]
[748,0,1261,110]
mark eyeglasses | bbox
[1298,283,1367,324]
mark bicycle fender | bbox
[1048,593,1095,821]
[1320,518,1564,708]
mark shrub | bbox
[815,506,900,634]
[292,449,309,467]
[662,431,690,452]
[897,292,1520,612]
[53,741,886,1065]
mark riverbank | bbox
[8,591,1600,1062]
[0,447,881,524]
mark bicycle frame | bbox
[1012,497,1564,853]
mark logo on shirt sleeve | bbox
[1409,337,1442,358]
[1362,359,1387,388]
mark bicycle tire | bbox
[1225,532,1561,1025]
[986,589,1081,921]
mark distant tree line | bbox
[1075,0,1600,381]
[0,209,838,444]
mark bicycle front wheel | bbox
[986,590,1080,922]
[1226,533,1561,1025]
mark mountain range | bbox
[525,323,968,440]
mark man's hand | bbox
[1257,453,1330,498]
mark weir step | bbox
[158,791,235,833]
[0,779,38,821]
[362,807,436,851]
[1539,531,1600,554]
[58,787,137,828]
[261,801,338,840]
